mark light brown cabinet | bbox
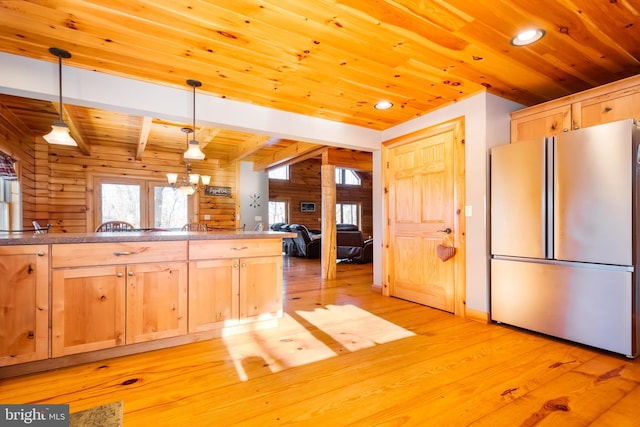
[188,239,283,333]
[51,241,188,356]
[0,245,48,366]
[511,75,640,142]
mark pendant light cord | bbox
[57,54,63,122]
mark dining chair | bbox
[95,221,135,232]
[181,223,207,231]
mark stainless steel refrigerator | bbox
[490,118,640,357]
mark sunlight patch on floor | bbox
[295,304,416,351]
[222,304,414,381]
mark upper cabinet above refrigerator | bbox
[490,138,547,259]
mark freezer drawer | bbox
[491,258,634,357]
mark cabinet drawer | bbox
[52,241,187,268]
[189,239,282,260]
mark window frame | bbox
[91,174,196,231]
[268,199,289,227]
[335,168,361,186]
[336,202,361,227]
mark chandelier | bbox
[166,128,210,195]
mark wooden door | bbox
[188,258,240,332]
[383,119,465,313]
[51,266,126,357]
[126,262,188,344]
[239,256,283,322]
[0,245,48,366]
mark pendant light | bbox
[43,47,77,146]
[184,79,206,160]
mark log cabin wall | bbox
[0,117,37,228]
[269,158,373,238]
[43,143,237,233]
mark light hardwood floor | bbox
[1,257,639,426]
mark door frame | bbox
[381,117,466,316]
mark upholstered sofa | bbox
[286,224,321,258]
[336,224,373,263]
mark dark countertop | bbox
[0,230,297,246]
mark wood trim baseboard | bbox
[465,307,490,324]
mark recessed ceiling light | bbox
[374,100,393,110]
[510,29,546,46]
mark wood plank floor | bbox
[1,257,639,426]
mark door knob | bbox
[437,228,452,234]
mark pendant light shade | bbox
[184,139,205,160]
[43,47,77,147]
[184,79,206,160]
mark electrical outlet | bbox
[204,214,211,220]
[255,216,262,221]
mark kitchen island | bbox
[0,230,294,378]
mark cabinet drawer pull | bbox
[37,251,45,257]
[117,272,124,278]
[113,251,138,256]
[231,246,248,251]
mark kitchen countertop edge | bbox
[0,231,297,245]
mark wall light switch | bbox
[255,216,262,221]
[204,214,211,220]
[465,205,473,217]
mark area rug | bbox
[70,401,123,427]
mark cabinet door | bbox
[577,91,640,129]
[126,262,188,344]
[0,245,48,366]
[52,266,126,357]
[511,104,571,141]
[188,259,239,333]
[239,256,283,323]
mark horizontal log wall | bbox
[269,159,373,238]
[45,143,237,233]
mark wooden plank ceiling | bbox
[1,0,639,169]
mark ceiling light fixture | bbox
[43,47,77,146]
[184,79,206,160]
[374,100,394,110]
[167,127,211,195]
[510,29,546,46]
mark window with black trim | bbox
[335,168,361,185]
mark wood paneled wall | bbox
[34,141,237,233]
[269,159,373,238]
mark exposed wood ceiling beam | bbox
[228,135,276,163]
[136,116,152,160]
[51,102,89,155]
[252,141,323,171]
[0,104,34,139]
[197,127,221,149]
[322,149,373,171]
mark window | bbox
[0,178,9,231]
[268,200,288,226]
[336,168,361,185]
[268,166,289,180]
[94,176,190,230]
[336,202,360,226]
[151,183,189,229]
